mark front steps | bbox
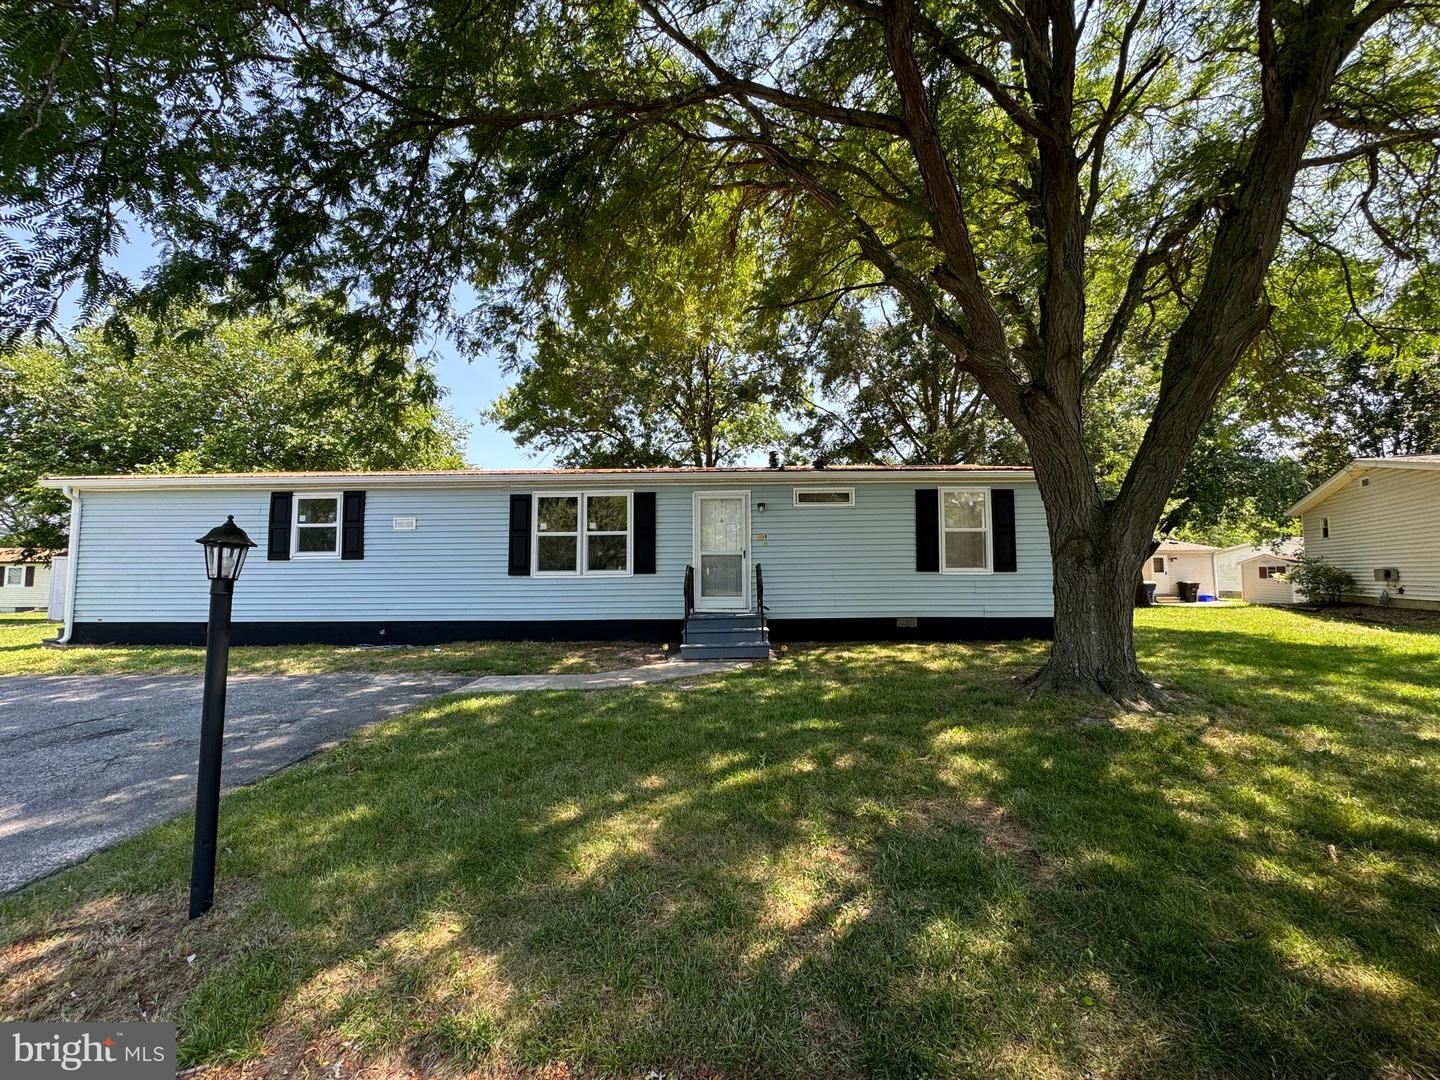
[679,610,771,660]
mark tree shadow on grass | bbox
[4,639,1439,1078]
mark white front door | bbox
[694,492,749,611]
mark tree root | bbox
[1023,663,1170,709]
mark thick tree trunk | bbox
[1028,526,1153,702]
[1018,404,1162,702]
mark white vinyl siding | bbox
[1149,553,1217,597]
[68,478,1054,624]
[0,563,51,612]
[1301,466,1440,607]
[1241,557,1297,604]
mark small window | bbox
[940,488,991,572]
[1257,565,1288,580]
[793,487,854,507]
[1322,517,1330,538]
[292,494,341,557]
[534,492,631,576]
[2,566,22,587]
[1151,557,1166,574]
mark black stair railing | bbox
[755,562,766,634]
[682,564,695,644]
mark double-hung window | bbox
[292,493,342,558]
[940,488,991,572]
[534,492,631,576]
[2,566,22,587]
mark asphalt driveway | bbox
[0,673,469,894]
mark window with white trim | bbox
[534,492,631,575]
[2,566,22,587]
[793,487,854,507]
[940,488,991,572]
[1152,556,1166,574]
[1322,516,1330,538]
[292,494,341,557]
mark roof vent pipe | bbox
[767,449,782,470]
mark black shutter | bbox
[992,489,1017,572]
[267,492,293,561]
[508,493,531,576]
[916,489,940,572]
[634,492,657,573]
[341,491,366,560]
[23,566,35,587]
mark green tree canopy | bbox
[5,0,1437,696]
[0,308,468,552]
[487,206,801,466]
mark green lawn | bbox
[3,606,1438,1078]
[0,612,654,676]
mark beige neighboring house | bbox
[1240,551,1302,604]
[0,549,64,613]
[1215,538,1303,596]
[1287,454,1440,610]
[1145,538,1219,598]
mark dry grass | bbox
[0,613,659,677]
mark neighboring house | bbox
[1144,539,1220,598]
[40,465,1054,650]
[1215,538,1303,597]
[0,550,63,613]
[1287,454,1440,611]
[1239,552,1301,605]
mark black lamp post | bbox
[188,515,256,919]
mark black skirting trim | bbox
[68,616,1053,647]
[767,617,1054,643]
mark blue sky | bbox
[429,344,534,468]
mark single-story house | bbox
[0,549,64,614]
[1239,551,1301,605]
[1215,538,1303,596]
[1287,454,1440,611]
[40,465,1055,650]
[1144,539,1219,599]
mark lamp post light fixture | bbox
[188,515,256,918]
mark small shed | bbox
[1240,553,1300,605]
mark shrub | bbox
[1281,558,1356,605]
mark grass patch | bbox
[3,606,1438,1077]
[0,612,657,677]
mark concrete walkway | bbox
[458,659,750,694]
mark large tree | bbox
[0,308,468,552]
[488,207,800,466]
[801,303,1028,465]
[4,0,1437,696]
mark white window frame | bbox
[793,486,855,508]
[939,486,994,574]
[291,492,343,559]
[532,490,633,578]
[2,566,22,587]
